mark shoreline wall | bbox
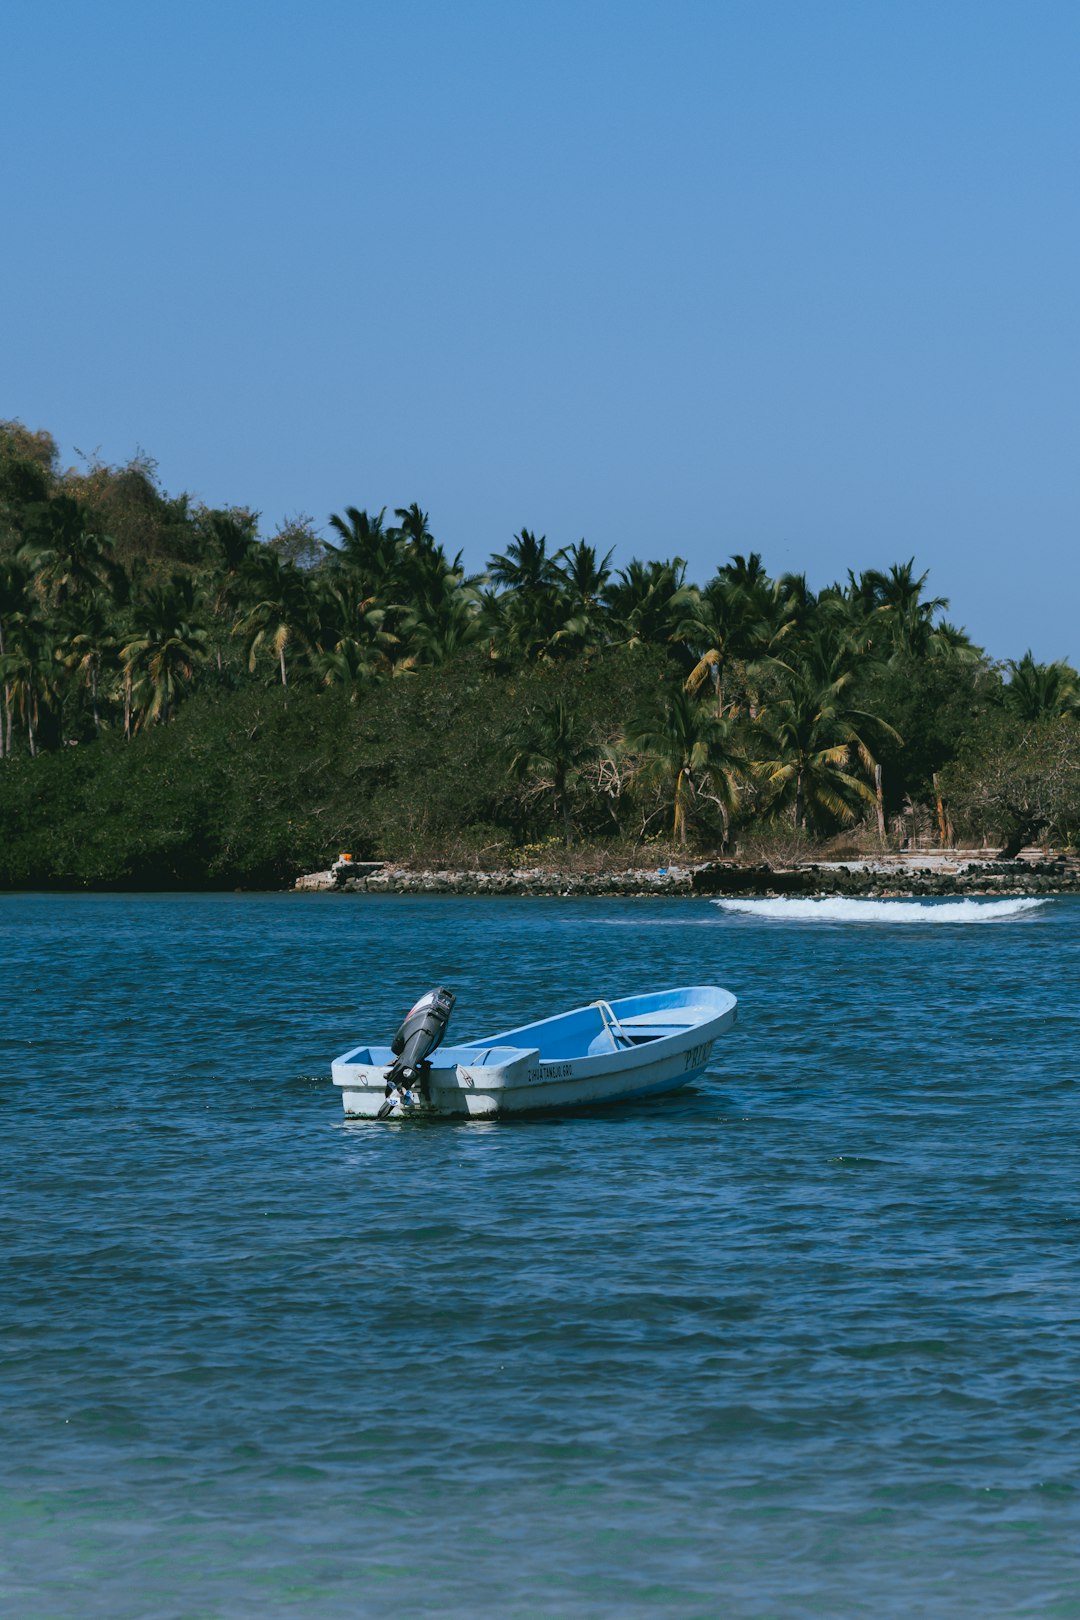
[295,855,1080,899]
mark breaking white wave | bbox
[711,896,1048,924]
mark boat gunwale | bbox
[331,986,737,1086]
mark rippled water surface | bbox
[3,891,1080,1618]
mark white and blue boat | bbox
[331,983,738,1119]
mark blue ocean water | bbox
[2,890,1080,1619]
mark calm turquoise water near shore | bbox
[3,891,1080,1619]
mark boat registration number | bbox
[530,1061,574,1083]
[683,1041,711,1071]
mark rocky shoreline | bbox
[294,853,1080,899]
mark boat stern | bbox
[331,1042,540,1118]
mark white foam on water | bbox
[711,896,1049,924]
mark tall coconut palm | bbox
[0,615,59,756]
[488,528,557,594]
[392,502,436,554]
[752,664,900,832]
[927,620,981,662]
[676,571,771,715]
[777,614,864,692]
[606,557,686,648]
[234,552,318,689]
[720,551,770,592]
[486,529,566,660]
[1004,652,1080,720]
[326,506,400,598]
[121,575,209,729]
[507,698,598,844]
[207,509,259,615]
[855,559,949,660]
[554,540,613,613]
[548,540,615,655]
[55,592,119,735]
[0,556,33,757]
[313,637,406,699]
[316,573,400,675]
[21,496,118,605]
[761,571,820,658]
[475,583,515,661]
[403,571,484,664]
[625,687,744,846]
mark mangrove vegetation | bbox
[1,418,1079,887]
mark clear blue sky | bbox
[4,0,1078,661]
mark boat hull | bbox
[331,986,737,1119]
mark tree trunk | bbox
[674,768,688,845]
[875,763,885,842]
[793,765,804,832]
[933,773,947,847]
[556,768,572,846]
[124,669,132,741]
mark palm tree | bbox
[0,615,59,756]
[752,664,900,832]
[507,699,598,844]
[207,509,259,615]
[55,592,119,735]
[759,571,821,659]
[855,559,950,660]
[403,572,484,663]
[0,556,33,757]
[676,569,771,715]
[488,528,557,593]
[777,615,863,693]
[234,552,318,689]
[626,687,744,846]
[22,496,118,605]
[121,576,209,729]
[315,573,401,677]
[606,558,686,648]
[326,507,399,597]
[486,530,565,660]
[313,638,393,699]
[546,541,613,656]
[928,620,981,662]
[1004,652,1080,720]
[554,540,612,611]
[392,503,436,553]
[721,551,770,591]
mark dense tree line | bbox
[1,418,1078,886]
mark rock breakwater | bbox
[294,854,1080,898]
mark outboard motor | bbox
[378,986,456,1117]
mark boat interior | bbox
[337,989,730,1071]
[460,993,723,1061]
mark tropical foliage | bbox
[1,415,1078,885]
